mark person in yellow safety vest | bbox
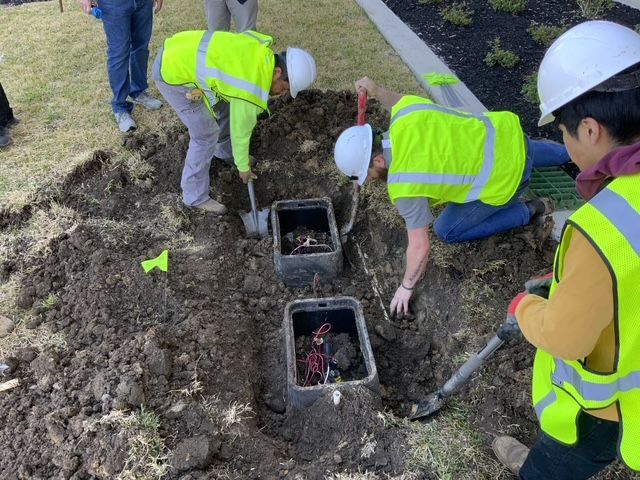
[152,30,316,213]
[334,78,569,316]
[493,21,640,479]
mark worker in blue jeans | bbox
[334,78,570,316]
[433,136,568,243]
[78,0,164,132]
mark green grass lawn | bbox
[0,0,421,206]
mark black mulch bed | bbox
[384,0,640,141]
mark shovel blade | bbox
[409,392,446,420]
[240,208,269,239]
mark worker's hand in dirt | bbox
[524,272,553,299]
[355,77,378,99]
[239,170,257,184]
[153,0,163,14]
[390,284,412,316]
[79,0,93,14]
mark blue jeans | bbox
[433,137,570,243]
[520,412,618,480]
[100,0,154,114]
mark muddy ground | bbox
[0,90,631,479]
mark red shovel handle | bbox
[357,89,367,126]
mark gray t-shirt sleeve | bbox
[395,198,434,229]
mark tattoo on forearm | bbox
[408,256,429,284]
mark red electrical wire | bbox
[300,323,333,387]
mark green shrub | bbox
[576,0,614,19]
[635,24,640,34]
[521,73,539,104]
[484,38,520,69]
[489,0,527,14]
[418,0,444,5]
[440,3,474,27]
[528,22,565,47]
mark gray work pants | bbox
[204,0,258,32]
[153,59,220,207]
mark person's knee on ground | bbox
[433,217,465,244]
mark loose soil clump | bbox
[1,90,630,478]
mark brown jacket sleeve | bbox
[515,228,613,361]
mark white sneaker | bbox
[131,91,162,110]
[193,199,227,215]
[114,112,137,133]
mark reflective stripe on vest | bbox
[389,103,495,202]
[196,31,270,108]
[537,359,640,408]
[590,187,640,256]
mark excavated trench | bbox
[0,90,560,479]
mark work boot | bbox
[114,112,137,133]
[0,126,10,148]
[193,198,227,215]
[526,197,554,222]
[130,91,163,110]
[492,436,529,476]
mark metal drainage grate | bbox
[527,167,584,210]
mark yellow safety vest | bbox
[386,96,526,206]
[160,30,275,114]
[532,173,640,471]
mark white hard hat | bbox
[537,21,640,126]
[334,124,372,186]
[286,47,317,98]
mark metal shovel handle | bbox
[247,179,259,224]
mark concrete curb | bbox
[355,0,485,113]
[616,0,640,10]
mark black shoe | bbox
[0,127,10,148]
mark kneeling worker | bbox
[153,30,316,213]
[334,78,569,315]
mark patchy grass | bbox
[361,181,404,230]
[201,394,254,434]
[521,72,539,105]
[40,293,58,311]
[440,3,474,27]
[484,38,520,69]
[377,409,508,479]
[489,0,527,14]
[0,0,421,207]
[99,406,170,480]
[576,0,614,19]
[528,22,565,48]
[0,315,68,359]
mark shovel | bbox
[339,89,368,244]
[409,316,521,420]
[240,179,269,238]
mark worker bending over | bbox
[334,79,569,315]
[494,21,640,479]
[153,30,316,213]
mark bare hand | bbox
[153,0,163,13]
[390,284,412,316]
[239,170,258,184]
[355,77,378,98]
[79,0,93,14]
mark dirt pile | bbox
[0,89,597,479]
